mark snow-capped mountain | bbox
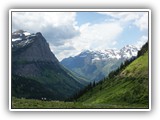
[120,45,138,59]
[12,30,31,41]
[77,45,138,63]
[12,30,37,49]
[61,45,139,82]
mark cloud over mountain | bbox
[12,11,148,61]
[12,12,79,45]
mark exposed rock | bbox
[12,31,85,100]
[12,32,58,63]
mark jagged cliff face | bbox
[12,31,84,100]
[12,32,59,77]
[12,32,58,62]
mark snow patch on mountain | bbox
[12,30,36,48]
[61,43,142,82]
[23,32,31,36]
[76,45,138,64]
[12,30,32,42]
[120,45,138,59]
[12,38,22,41]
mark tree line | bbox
[68,42,148,101]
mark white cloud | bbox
[54,22,123,61]
[50,43,77,61]
[98,12,139,21]
[12,12,148,61]
[12,12,79,45]
[134,13,148,31]
[12,12,77,30]
[74,22,123,50]
[98,12,148,31]
[135,35,148,49]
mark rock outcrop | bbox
[12,31,84,100]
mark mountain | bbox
[61,45,138,82]
[12,30,87,101]
[12,43,149,109]
[76,42,149,108]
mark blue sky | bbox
[116,25,148,49]
[76,12,110,26]
[75,12,148,49]
[12,11,148,60]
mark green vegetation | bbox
[12,97,146,109]
[12,43,149,109]
[12,97,83,109]
[121,51,148,78]
[12,61,84,101]
[76,51,149,108]
[12,51,149,109]
[12,75,56,100]
[61,65,89,86]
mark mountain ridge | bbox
[61,45,139,82]
[12,30,86,100]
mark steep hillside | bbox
[12,42,149,109]
[12,31,86,101]
[77,45,149,108]
[12,51,149,109]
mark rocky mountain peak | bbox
[61,44,140,81]
[12,31,58,63]
[12,30,85,100]
[75,45,138,62]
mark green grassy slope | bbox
[61,65,90,86]
[12,41,149,109]
[12,51,149,109]
[77,51,149,108]
[12,97,142,109]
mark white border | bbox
[149,9,152,111]
[9,9,12,111]
[9,9,151,111]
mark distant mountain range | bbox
[76,42,149,108]
[12,30,87,100]
[61,45,139,82]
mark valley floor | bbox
[12,97,148,109]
